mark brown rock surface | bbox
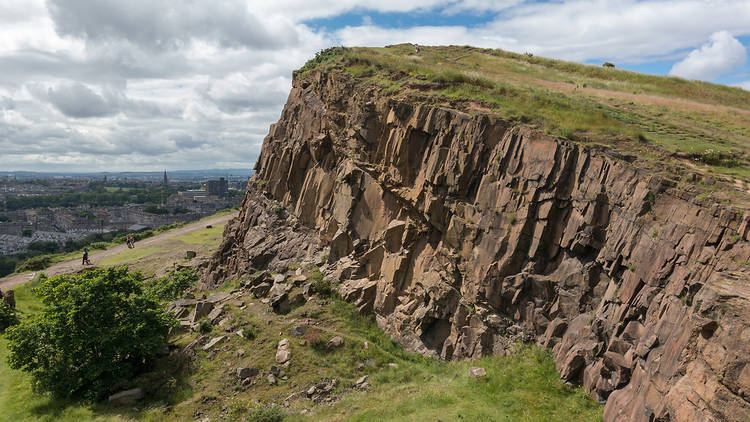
[206,70,750,421]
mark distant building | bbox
[206,177,228,198]
[178,190,206,201]
[163,170,168,186]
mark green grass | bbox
[172,224,225,245]
[98,247,161,267]
[300,347,601,422]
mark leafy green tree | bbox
[145,268,199,301]
[6,268,174,400]
[0,255,16,277]
[0,301,18,333]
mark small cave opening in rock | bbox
[420,318,452,352]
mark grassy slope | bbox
[0,263,602,422]
[0,221,231,422]
[302,45,750,205]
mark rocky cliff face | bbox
[207,70,750,421]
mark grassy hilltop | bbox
[300,44,750,205]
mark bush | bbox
[249,405,286,422]
[16,255,52,272]
[309,268,333,297]
[27,241,60,254]
[299,46,348,72]
[145,268,200,301]
[6,267,174,400]
[0,255,17,278]
[144,205,169,215]
[88,241,109,250]
[242,324,257,340]
[198,319,212,334]
[0,301,19,333]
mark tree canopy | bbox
[5,268,174,400]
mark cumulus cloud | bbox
[47,0,299,50]
[734,81,750,91]
[669,31,747,80]
[46,83,119,118]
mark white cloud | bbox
[442,0,523,14]
[734,81,750,91]
[1,0,750,171]
[331,1,750,63]
[669,31,747,80]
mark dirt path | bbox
[0,211,238,291]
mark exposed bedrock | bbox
[207,71,750,421]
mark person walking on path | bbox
[82,248,92,266]
[126,234,135,249]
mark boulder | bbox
[288,292,306,307]
[327,336,345,350]
[291,274,308,286]
[189,301,214,324]
[290,325,307,337]
[207,306,224,324]
[271,292,291,314]
[469,367,487,378]
[355,375,369,389]
[207,292,231,304]
[1,289,15,308]
[276,338,292,364]
[237,367,259,379]
[250,282,272,298]
[202,336,226,351]
[108,388,143,405]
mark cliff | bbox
[207,47,750,421]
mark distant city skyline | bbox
[1,0,749,172]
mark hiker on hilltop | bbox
[415,44,420,54]
[82,248,92,266]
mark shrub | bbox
[27,241,60,254]
[273,205,284,214]
[6,267,174,400]
[305,330,328,352]
[16,255,51,272]
[299,46,348,72]
[309,268,333,297]
[198,319,212,334]
[249,405,286,422]
[144,205,169,215]
[145,268,200,301]
[0,255,17,277]
[0,301,19,333]
[88,241,109,250]
[242,324,257,340]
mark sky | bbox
[1,0,749,172]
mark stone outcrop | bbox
[208,70,750,421]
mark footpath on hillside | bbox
[0,211,238,291]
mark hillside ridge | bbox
[207,47,750,422]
